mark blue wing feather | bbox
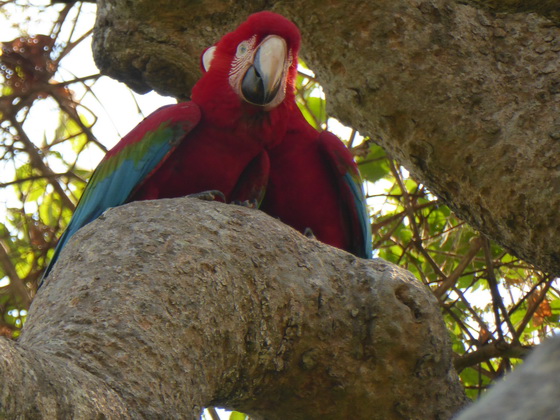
[319,131,372,259]
[343,172,373,259]
[42,102,200,281]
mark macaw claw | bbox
[303,227,316,240]
[232,199,259,209]
[188,190,227,203]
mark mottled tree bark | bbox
[459,0,560,20]
[3,198,466,419]
[93,0,560,274]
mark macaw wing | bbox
[319,131,372,259]
[42,102,201,279]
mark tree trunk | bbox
[4,198,466,419]
[93,0,560,274]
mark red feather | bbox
[262,107,371,258]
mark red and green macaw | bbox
[42,11,301,280]
[43,11,371,281]
[201,16,372,259]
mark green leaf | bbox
[229,411,248,420]
[39,193,62,228]
[357,145,390,183]
[305,96,326,126]
[298,104,318,129]
[53,112,90,154]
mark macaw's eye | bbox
[236,41,250,57]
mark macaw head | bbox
[192,11,300,114]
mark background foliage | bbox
[1,0,558,408]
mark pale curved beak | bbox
[241,35,287,106]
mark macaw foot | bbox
[303,227,316,240]
[231,199,259,209]
[188,190,226,203]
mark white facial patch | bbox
[202,46,217,72]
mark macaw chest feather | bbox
[130,126,265,202]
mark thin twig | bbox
[481,237,517,342]
[454,341,533,372]
[0,171,84,189]
[515,277,554,338]
[0,239,31,308]
[433,237,483,299]
[206,407,221,420]
[8,116,75,211]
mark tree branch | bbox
[8,116,75,211]
[434,237,483,299]
[0,238,31,308]
[454,340,533,372]
[8,198,466,419]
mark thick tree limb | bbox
[3,198,466,419]
[0,339,132,418]
[93,1,560,274]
